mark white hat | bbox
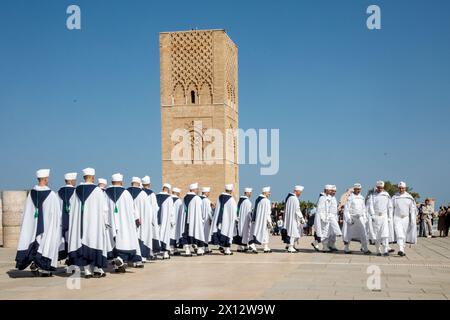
[376,181,385,187]
[244,187,253,193]
[262,186,271,193]
[202,187,211,193]
[189,183,198,190]
[64,172,77,180]
[225,184,233,191]
[141,176,150,184]
[325,184,333,190]
[98,178,107,185]
[36,169,50,178]
[82,168,95,176]
[294,185,304,192]
[331,185,337,191]
[163,183,172,190]
[398,181,407,188]
[353,183,362,189]
[172,187,181,193]
[111,173,123,182]
[131,177,141,184]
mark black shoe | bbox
[329,247,338,252]
[388,249,395,253]
[263,249,272,253]
[84,274,93,279]
[115,266,126,273]
[364,250,372,255]
[383,253,389,257]
[40,272,53,277]
[398,251,405,257]
[344,250,352,254]
[93,272,106,278]
[311,243,320,252]
[249,249,258,254]
[377,253,382,256]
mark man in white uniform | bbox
[342,183,371,255]
[392,181,417,256]
[366,181,392,256]
[170,187,183,255]
[15,169,61,277]
[327,185,340,252]
[209,184,237,255]
[200,187,213,254]
[156,183,175,259]
[58,172,77,262]
[282,186,306,253]
[233,188,253,252]
[249,187,272,253]
[142,176,160,259]
[97,178,107,190]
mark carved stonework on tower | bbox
[160,29,239,201]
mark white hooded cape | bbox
[209,193,237,247]
[170,196,183,246]
[179,193,206,246]
[392,192,417,244]
[282,193,304,243]
[105,187,142,263]
[201,196,213,245]
[342,193,369,243]
[366,191,392,241]
[156,192,175,251]
[249,195,272,245]
[67,183,108,268]
[57,185,76,260]
[314,194,342,240]
[233,196,253,245]
[15,186,61,271]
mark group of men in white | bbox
[14,168,417,278]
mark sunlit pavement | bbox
[1,235,450,300]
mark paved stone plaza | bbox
[0,235,449,300]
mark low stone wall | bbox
[1,191,28,248]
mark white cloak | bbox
[392,192,417,244]
[366,191,392,241]
[15,186,61,271]
[209,193,237,247]
[67,183,108,267]
[342,193,369,243]
[314,194,341,240]
[57,185,76,260]
[105,187,142,262]
[201,196,213,245]
[156,192,175,251]
[170,196,183,246]
[250,195,272,245]
[282,193,304,243]
[179,192,206,246]
[129,187,154,259]
[234,196,253,245]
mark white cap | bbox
[353,183,362,189]
[36,169,50,178]
[294,185,304,192]
[172,187,181,193]
[225,184,233,191]
[163,183,172,190]
[325,184,333,190]
[202,187,210,193]
[331,185,337,191]
[142,176,150,184]
[131,177,141,184]
[189,183,198,190]
[398,181,407,188]
[82,168,95,176]
[262,186,271,193]
[98,178,107,185]
[64,172,77,180]
[111,173,123,182]
[244,188,253,193]
[376,181,385,187]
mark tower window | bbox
[191,91,196,104]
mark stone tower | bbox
[160,29,239,201]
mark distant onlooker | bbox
[445,205,450,237]
[274,216,283,236]
[438,206,447,237]
[421,199,435,238]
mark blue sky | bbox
[1,0,449,204]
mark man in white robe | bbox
[67,168,108,278]
[179,183,206,256]
[127,177,153,263]
[170,187,183,255]
[233,188,253,252]
[200,187,213,254]
[15,169,61,277]
[209,184,237,255]
[97,178,107,190]
[282,186,306,253]
[249,187,272,253]
[342,183,371,255]
[105,173,143,272]
[156,183,175,259]
[58,172,77,262]
[366,181,393,256]
[327,185,341,251]
[142,175,160,259]
[392,181,417,256]
[313,185,342,252]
